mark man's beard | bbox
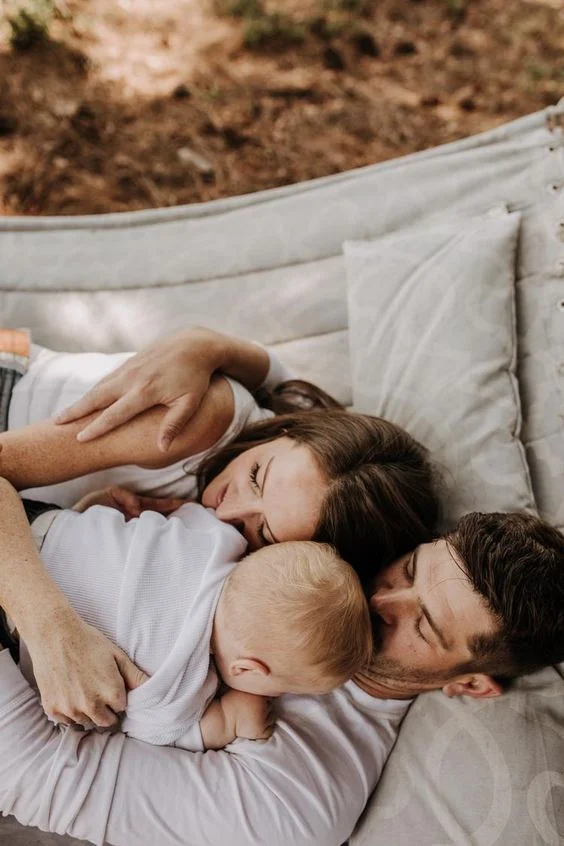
[368,618,452,687]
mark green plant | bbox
[322,0,368,12]
[4,0,56,50]
[443,0,466,19]
[243,13,306,48]
[214,0,262,19]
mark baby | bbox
[17,491,372,750]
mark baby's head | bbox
[211,541,373,696]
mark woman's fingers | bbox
[54,377,119,425]
[75,392,151,442]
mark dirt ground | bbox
[1,0,563,216]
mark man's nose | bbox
[370,588,413,626]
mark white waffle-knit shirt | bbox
[23,502,248,750]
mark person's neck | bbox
[352,671,430,700]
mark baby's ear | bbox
[230,658,270,677]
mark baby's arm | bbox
[200,689,274,750]
[0,374,234,491]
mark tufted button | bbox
[549,182,562,194]
[559,298,564,311]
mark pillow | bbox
[344,210,536,528]
[351,665,564,846]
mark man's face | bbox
[358,539,499,695]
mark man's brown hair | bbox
[448,512,564,679]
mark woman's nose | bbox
[215,495,258,535]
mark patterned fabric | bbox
[344,209,535,529]
[0,328,30,432]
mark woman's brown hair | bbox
[198,391,439,587]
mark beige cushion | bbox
[352,665,564,846]
[345,210,536,529]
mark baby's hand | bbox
[72,486,188,520]
[222,689,275,741]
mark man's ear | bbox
[442,673,503,700]
[230,658,270,677]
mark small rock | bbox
[222,127,249,150]
[351,31,380,58]
[172,83,191,100]
[394,40,417,56]
[450,39,474,58]
[52,100,79,118]
[0,114,17,136]
[177,147,214,176]
[455,85,476,111]
[459,96,476,112]
[324,46,345,71]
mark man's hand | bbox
[26,606,148,728]
[55,328,229,453]
[73,486,189,521]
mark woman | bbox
[0,326,439,726]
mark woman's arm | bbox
[0,374,234,491]
[0,478,147,725]
[55,327,273,451]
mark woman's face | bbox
[201,437,328,550]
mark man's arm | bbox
[0,374,234,491]
[55,327,274,451]
[0,649,400,846]
[0,651,406,846]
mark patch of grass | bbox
[322,0,368,11]
[4,0,56,50]
[525,62,564,83]
[243,13,306,48]
[213,0,262,18]
[442,0,466,19]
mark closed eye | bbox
[415,617,429,644]
[249,461,261,492]
[403,552,415,584]
[257,524,272,547]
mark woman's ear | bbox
[442,674,503,700]
[230,658,270,677]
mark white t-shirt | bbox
[9,344,278,507]
[0,650,410,846]
[22,502,248,751]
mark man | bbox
[0,477,562,846]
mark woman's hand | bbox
[27,605,148,728]
[54,327,269,452]
[73,486,189,521]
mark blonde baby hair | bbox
[221,541,373,691]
